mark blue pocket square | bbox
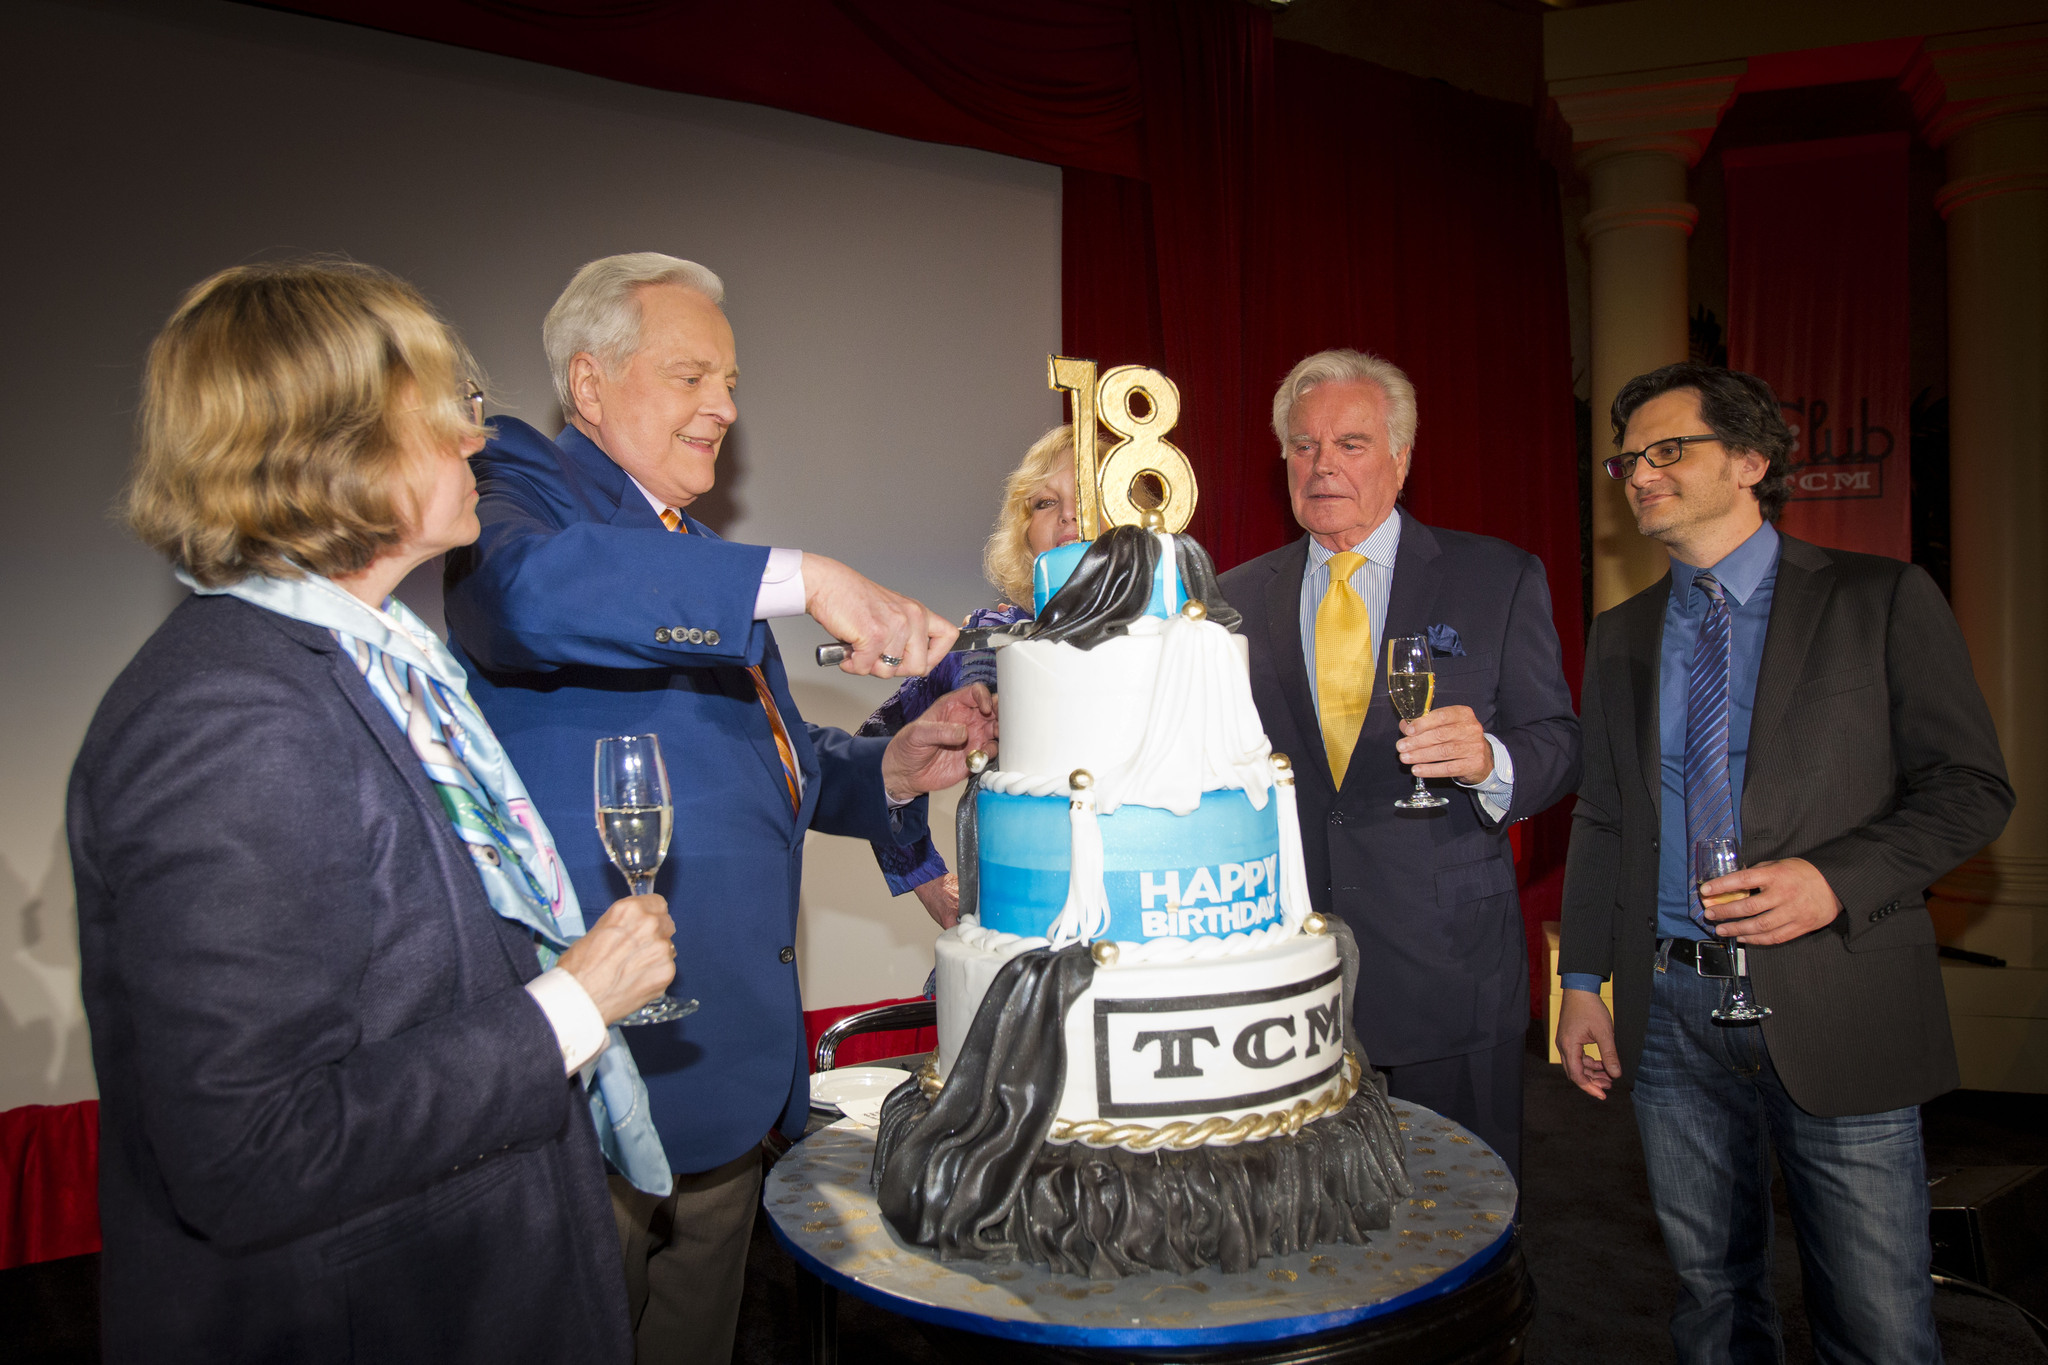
[1426,623,1466,657]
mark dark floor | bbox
[7,1036,2043,1364]
[733,1024,2048,1364]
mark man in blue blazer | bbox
[1218,350,1581,1178]
[444,253,991,1360]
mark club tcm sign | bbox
[1092,964,1344,1119]
[1727,133,1911,560]
[1779,396,1895,502]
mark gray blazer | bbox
[1221,522,1582,1067]
[1559,533,2013,1116]
[69,594,631,1364]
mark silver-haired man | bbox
[444,253,995,1359]
[1217,349,1580,1176]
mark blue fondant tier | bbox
[1032,539,1180,619]
[977,786,1281,943]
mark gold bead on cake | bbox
[1069,768,1094,792]
[967,749,990,775]
[1138,507,1166,532]
[1179,599,1208,622]
[1303,912,1329,936]
[1090,941,1121,968]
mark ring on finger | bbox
[879,653,903,666]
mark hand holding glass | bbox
[595,734,697,1025]
[1386,636,1448,809]
[1692,836,1769,1025]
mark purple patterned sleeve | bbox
[861,603,1029,895]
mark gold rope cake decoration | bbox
[915,1052,1366,1153]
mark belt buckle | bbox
[1692,940,1746,979]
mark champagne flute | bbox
[1387,636,1448,809]
[595,734,697,1026]
[1692,836,1769,1025]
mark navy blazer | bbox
[1220,522,1582,1066]
[69,595,629,1365]
[444,419,922,1173]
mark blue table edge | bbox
[766,1181,1522,1349]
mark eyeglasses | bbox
[1604,434,1718,481]
[459,380,485,429]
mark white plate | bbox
[810,1066,911,1128]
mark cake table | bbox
[766,1098,1531,1364]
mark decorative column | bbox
[1552,64,1743,611]
[1912,24,2048,1092]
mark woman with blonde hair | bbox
[72,260,677,1362]
[858,424,1080,927]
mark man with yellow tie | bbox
[1218,349,1580,1176]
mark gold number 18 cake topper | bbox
[1048,355,1199,540]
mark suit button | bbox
[1651,838,1660,852]
[654,627,672,643]
[1869,910,1882,922]
[1328,810,1344,825]
[687,628,705,644]
[779,945,795,964]
[705,629,721,646]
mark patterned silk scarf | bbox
[181,569,673,1196]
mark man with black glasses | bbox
[1556,362,2012,1364]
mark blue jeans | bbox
[1632,958,1941,1365]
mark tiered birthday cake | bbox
[874,520,1409,1280]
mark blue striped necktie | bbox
[1683,572,1734,932]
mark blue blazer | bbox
[444,419,923,1173]
[70,595,629,1364]
[1220,522,1582,1066]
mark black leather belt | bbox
[1662,937,1746,978]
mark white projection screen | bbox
[0,0,1062,1107]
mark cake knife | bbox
[814,626,1030,667]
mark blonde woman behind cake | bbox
[858,425,1081,929]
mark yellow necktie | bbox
[1316,550,1373,788]
[660,507,802,815]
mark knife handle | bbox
[816,641,851,667]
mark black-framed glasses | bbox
[458,380,485,429]
[1604,434,1718,481]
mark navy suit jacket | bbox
[444,419,923,1173]
[70,595,629,1365]
[1219,522,1581,1066]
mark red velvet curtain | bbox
[0,1103,101,1269]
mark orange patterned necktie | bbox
[659,507,802,814]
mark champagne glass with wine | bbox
[1386,636,1448,809]
[1692,836,1769,1025]
[595,734,697,1026]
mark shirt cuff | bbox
[1560,973,1607,995]
[525,967,611,1076]
[754,547,807,619]
[1458,733,1515,820]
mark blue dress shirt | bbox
[1563,521,1779,994]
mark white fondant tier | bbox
[987,616,1266,815]
[934,928,1348,1141]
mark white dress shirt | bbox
[524,967,612,1076]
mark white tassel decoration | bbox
[1271,754,1316,935]
[1048,769,1113,949]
